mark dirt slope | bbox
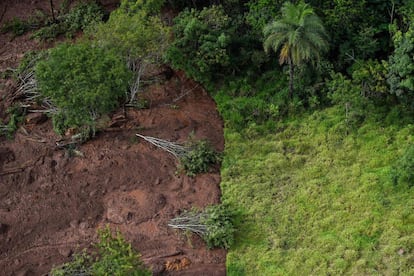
[0,1,226,275]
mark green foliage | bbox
[170,204,236,249]
[32,2,104,41]
[217,103,414,275]
[201,204,237,249]
[14,50,46,80]
[50,251,92,276]
[263,1,328,97]
[0,11,47,36]
[180,140,221,176]
[63,2,104,34]
[91,0,169,61]
[165,5,231,84]
[51,227,151,275]
[388,19,414,109]
[351,59,389,98]
[91,227,150,275]
[308,0,391,70]
[391,144,414,187]
[90,0,169,103]
[1,17,32,36]
[1,2,103,41]
[214,70,292,132]
[35,42,131,133]
[119,0,165,15]
[263,1,328,66]
[246,0,284,35]
[0,105,25,138]
[326,72,367,130]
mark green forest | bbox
[167,0,414,274]
[1,0,414,274]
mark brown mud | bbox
[0,1,226,275]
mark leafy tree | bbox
[165,5,232,85]
[91,0,170,102]
[246,0,284,35]
[35,42,131,133]
[388,19,414,108]
[263,1,328,98]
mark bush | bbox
[165,5,232,85]
[35,42,131,134]
[1,17,32,36]
[90,0,170,102]
[201,204,236,249]
[179,140,221,176]
[32,2,104,41]
[169,204,236,249]
[391,144,414,187]
[0,106,25,138]
[51,227,151,275]
[1,11,47,37]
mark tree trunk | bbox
[49,0,56,22]
[288,58,294,99]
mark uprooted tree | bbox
[136,134,221,176]
[168,204,236,249]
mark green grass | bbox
[217,105,414,275]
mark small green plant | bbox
[179,140,221,176]
[51,226,151,275]
[0,17,30,36]
[168,204,236,249]
[0,105,25,138]
[0,11,47,37]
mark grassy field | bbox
[217,105,414,275]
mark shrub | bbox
[35,42,131,134]
[0,106,25,138]
[165,5,232,85]
[1,11,47,37]
[51,227,151,275]
[179,140,221,176]
[391,144,414,187]
[90,0,170,102]
[1,17,31,36]
[201,204,236,249]
[32,2,104,41]
[169,204,236,249]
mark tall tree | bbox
[263,1,328,98]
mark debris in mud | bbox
[0,2,226,272]
[165,257,191,271]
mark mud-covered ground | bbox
[0,1,226,275]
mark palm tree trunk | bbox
[288,58,294,99]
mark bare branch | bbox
[136,134,188,158]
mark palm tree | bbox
[263,1,328,98]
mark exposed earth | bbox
[0,1,226,275]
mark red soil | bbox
[0,1,226,275]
